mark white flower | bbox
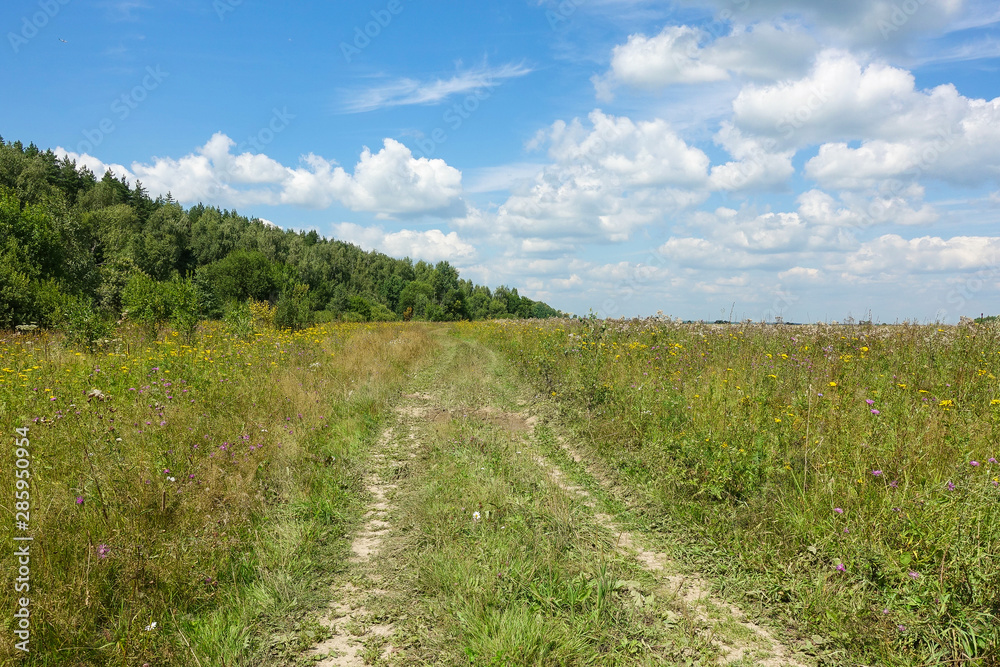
[472,511,481,521]
[167,476,176,482]
[144,621,157,631]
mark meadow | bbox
[2,315,998,665]
[1,311,436,665]
[467,317,1000,665]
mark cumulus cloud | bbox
[683,0,965,47]
[330,223,477,263]
[843,234,1000,274]
[56,134,463,217]
[467,110,710,245]
[594,21,817,98]
[797,188,939,227]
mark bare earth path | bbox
[303,331,813,665]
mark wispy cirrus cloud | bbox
[341,61,532,113]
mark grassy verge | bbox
[466,319,1000,665]
[1,320,437,665]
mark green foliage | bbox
[0,135,565,331]
[274,283,314,330]
[61,297,114,351]
[346,295,372,321]
[223,299,255,340]
[166,276,201,339]
[122,272,169,336]
[200,250,278,304]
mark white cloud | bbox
[687,0,965,47]
[57,134,463,217]
[843,234,1000,274]
[778,266,824,282]
[342,62,532,113]
[455,111,711,247]
[331,223,477,263]
[797,188,939,227]
[594,21,817,98]
[596,25,729,94]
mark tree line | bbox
[0,136,564,332]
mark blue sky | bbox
[2,0,999,322]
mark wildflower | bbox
[971,461,980,467]
[990,458,998,464]
[472,511,481,521]
[144,621,157,631]
[898,625,906,631]
[871,470,882,476]
[946,481,955,491]
[889,480,898,488]
[865,399,875,406]
[834,507,843,514]
[75,496,84,505]
[871,409,881,415]
[908,571,920,579]
[97,544,110,559]
[829,381,837,387]
[836,563,846,572]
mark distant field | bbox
[468,318,1000,665]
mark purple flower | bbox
[834,507,844,514]
[836,563,846,572]
[865,399,875,406]
[872,470,883,476]
[908,571,920,579]
[871,409,881,415]
[989,458,997,464]
[898,625,906,632]
[946,481,955,491]
[97,544,110,559]
[889,480,898,488]
[75,496,84,505]
[970,460,980,467]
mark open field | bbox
[2,318,998,665]
[468,318,1000,665]
[1,320,437,665]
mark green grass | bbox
[0,320,437,665]
[371,337,718,665]
[466,318,1000,665]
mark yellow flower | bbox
[774,418,782,423]
[829,381,837,387]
